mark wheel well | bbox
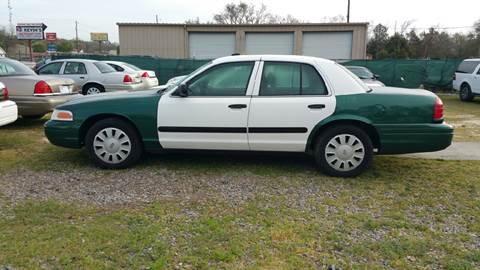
[461,82,470,88]
[79,114,142,146]
[308,120,381,152]
[82,82,104,91]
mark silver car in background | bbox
[104,61,159,88]
[37,59,145,95]
[346,66,385,87]
[0,58,78,118]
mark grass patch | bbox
[439,94,480,141]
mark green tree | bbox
[367,24,389,59]
[57,40,73,52]
[385,33,411,58]
[32,41,47,53]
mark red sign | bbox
[45,32,57,41]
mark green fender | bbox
[305,114,376,151]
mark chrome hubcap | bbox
[86,87,101,95]
[325,134,365,172]
[93,128,131,164]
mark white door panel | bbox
[248,97,336,151]
[158,97,250,150]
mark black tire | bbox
[22,114,45,120]
[459,83,474,102]
[314,125,373,177]
[82,83,105,95]
[84,118,143,169]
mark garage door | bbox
[302,32,353,60]
[246,33,294,55]
[189,32,236,59]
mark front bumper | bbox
[44,119,82,148]
[376,123,454,155]
[12,94,82,116]
[0,100,18,126]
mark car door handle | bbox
[308,104,325,109]
[79,76,85,79]
[228,104,247,109]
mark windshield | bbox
[94,61,116,73]
[124,63,141,71]
[165,61,212,91]
[346,66,374,79]
[0,58,36,76]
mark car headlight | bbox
[51,109,74,121]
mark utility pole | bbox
[155,15,159,23]
[347,0,350,23]
[8,0,13,34]
[75,20,79,52]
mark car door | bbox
[37,61,64,76]
[61,61,88,89]
[473,64,480,94]
[157,61,258,150]
[247,60,336,152]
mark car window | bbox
[347,66,374,79]
[124,63,141,71]
[187,62,254,96]
[64,62,87,75]
[260,62,327,96]
[108,63,124,72]
[38,62,63,75]
[301,64,328,95]
[93,62,116,73]
[457,61,480,74]
[0,58,36,76]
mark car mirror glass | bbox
[175,83,189,97]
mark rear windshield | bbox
[457,61,480,74]
[346,66,374,79]
[0,58,36,76]
[93,62,116,73]
[124,63,141,71]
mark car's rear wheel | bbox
[85,118,143,169]
[459,84,474,102]
[314,125,373,177]
[83,84,105,95]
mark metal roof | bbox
[117,22,369,27]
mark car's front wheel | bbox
[314,125,373,177]
[459,84,474,102]
[83,84,105,95]
[85,118,143,169]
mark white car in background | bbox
[453,59,480,102]
[0,82,18,126]
[37,59,145,95]
[104,61,159,88]
[345,66,385,88]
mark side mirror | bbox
[176,83,189,97]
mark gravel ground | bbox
[0,166,325,207]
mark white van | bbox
[453,59,480,102]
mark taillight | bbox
[34,81,53,95]
[123,74,133,84]
[433,96,444,122]
[3,86,8,100]
[141,72,149,78]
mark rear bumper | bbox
[44,119,82,148]
[12,94,82,116]
[376,123,454,154]
[105,83,149,92]
[0,100,18,126]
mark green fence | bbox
[343,59,462,89]
[53,55,462,89]
[52,55,209,84]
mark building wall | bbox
[118,23,368,60]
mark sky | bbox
[1,0,479,42]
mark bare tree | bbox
[399,20,416,35]
[213,2,301,24]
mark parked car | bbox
[0,82,18,126]
[0,47,6,58]
[453,59,480,102]
[0,57,78,118]
[346,66,385,87]
[36,59,144,95]
[45,55,453,177]
[104,61,159,88]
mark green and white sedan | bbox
[45,55,453,177]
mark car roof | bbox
[50,59,99,63]
[213,54,335,64]
[103,60,125,65]
[462,58,480,61]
